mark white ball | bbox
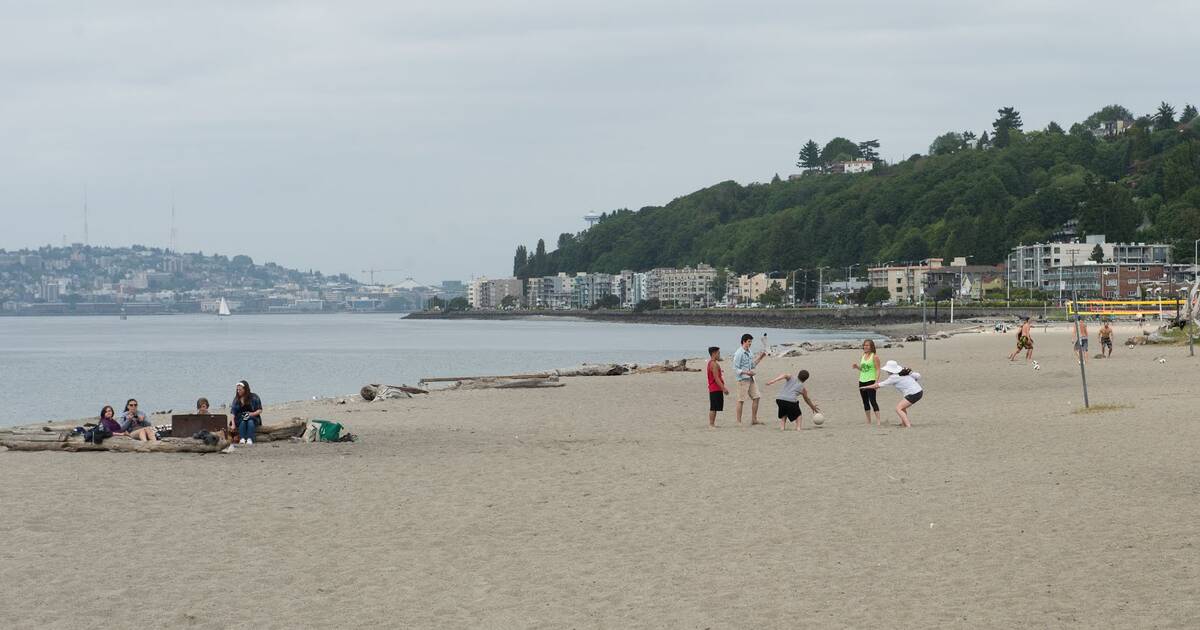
[812,413,825,426]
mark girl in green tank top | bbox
[853,339,882,425]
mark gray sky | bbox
[1,1,1196,283]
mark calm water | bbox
[0,314,878,426]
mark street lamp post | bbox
[1070,250,1089,408]
[816,266,829,307]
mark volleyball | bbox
[1032,361,1040,370]
[812,413,825,426]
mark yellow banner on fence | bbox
[1066,299,1180,316]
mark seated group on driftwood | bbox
[93,379,264,445]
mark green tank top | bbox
[858,353,877,383]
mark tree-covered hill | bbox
[514,104,1200,277]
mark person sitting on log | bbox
[119,398,158,441]
[98,405,124,435]
[230,380,263,445]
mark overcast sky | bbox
[1,1,1196,283]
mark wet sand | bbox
[2,323,1198,628]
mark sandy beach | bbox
[2,322,1199,629]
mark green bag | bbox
[313,419,344,442]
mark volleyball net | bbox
[1066,299,1181,317]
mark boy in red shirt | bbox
[707,346,730,428]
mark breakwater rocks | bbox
[405,306,1045,329]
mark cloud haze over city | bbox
[1,0,1196,283]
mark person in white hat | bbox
[859,360,922,428]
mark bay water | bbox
[0,314,878,426]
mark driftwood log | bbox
[450,376,564,390]
[360,383,429,401]
[1,418,307,453]
[420,373,552,384]
[632,359,698,374]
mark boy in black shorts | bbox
[706,346,730,428]
[766,369,820,431]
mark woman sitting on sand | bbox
[859,360,922,429]
[118,398,158,441]
[230,380,263,445]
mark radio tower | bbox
[170,198,178,253]
[83,185,89,245]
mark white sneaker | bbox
[246,439,254,445]
[239,438,246,444]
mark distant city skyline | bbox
[2,1,1197,283]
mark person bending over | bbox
[860,360,923,429]
[766,369,820,431]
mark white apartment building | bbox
[647,264,717,307]
[1006,236,1170,290]
[468,276,524,309]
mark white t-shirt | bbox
[878,372,922,396]
[776,377,806,402]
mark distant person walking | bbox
[706,346,730,429]
[231,380,263,445]
[1099,321,1114,358]
[732,333,766,426]
[860,360,923,428]
[853,339,882,425]
[1074,318,1090,364]
[1008,317,1034,363]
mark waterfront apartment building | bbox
[736,273,787,303]
[1007,237,1170,292]
[867,258,945,302]
[468,276,524,309]
[647,264,717,307]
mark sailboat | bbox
[217,297,232,317]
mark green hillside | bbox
[513,104,1200,277]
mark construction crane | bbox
[360,268,405,284]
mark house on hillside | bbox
[828,160,875,174]
[1091,119,1133,138]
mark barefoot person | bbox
[853,339,882,425]
[706,346,730,428]
[766,369,820,431]
[1074,318,1090,364]
[860,360,922,428]
[118,398,158,441]
[1008,317,1034,363]
[1099,320,1114,358]
[732,333,766,426]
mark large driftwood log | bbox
[360,384,429,401]
[555,364,630,377]
[1,418,306,452]
[421,373,552,384]
[450,377,564,390]
[633,359,698,374]
[1,435,228,453]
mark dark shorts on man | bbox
[776,399,801,421]
[1101,337,1112,348]
[904,391,923,405]
[709,391,724,412]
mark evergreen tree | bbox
[1090,243,1104,263]
[797,140,822,169]
[1155,101,1177,130]
[820,137,860,164]
[992,107,1023,148]
[976,131,990,149]
[1046,121,1065,134]
[1181,104,1199,125]
[513,245,528,277]
[857,139,881,161]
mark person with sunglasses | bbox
[119,398,158,441]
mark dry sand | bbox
[2,322,1199,629]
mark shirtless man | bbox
[1099,320,1114,358]
[1008,317,1034,363]
[1073,318,1090,364]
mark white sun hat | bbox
[881,360,903,374]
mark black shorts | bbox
[709,391,724,412]
[776,399,801,421]
[904,391,923,405]
[1101,337,1112,348]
